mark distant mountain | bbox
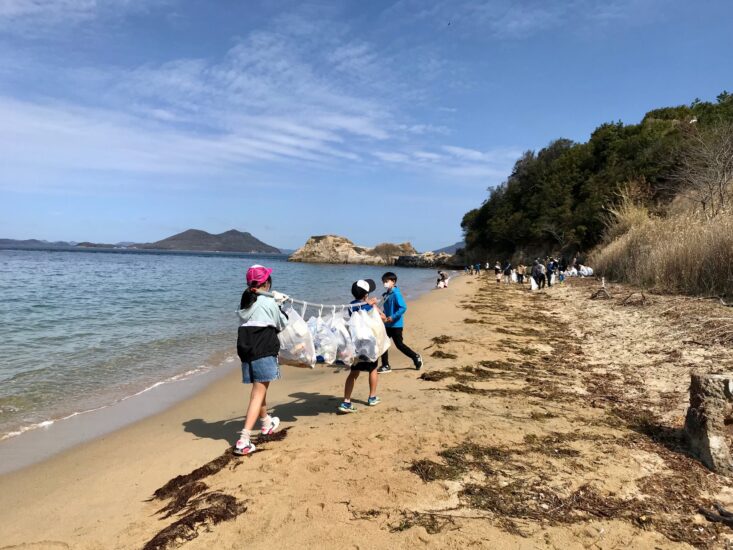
[138,229,280,253]
[0,238,73,249]
[433,241,465,254]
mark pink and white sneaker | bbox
[233,432,256,456]
[261,416,280,436]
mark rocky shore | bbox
[289,235,459,267]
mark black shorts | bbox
[351,361,378,372]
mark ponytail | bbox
[239,276,272,310]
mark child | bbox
[234,264,289,455]
[338,279,380,413]
[378,272,423,373]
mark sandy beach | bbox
[2,275,733,549]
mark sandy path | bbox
[1,275,732,549]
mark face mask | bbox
[384,282,392,289]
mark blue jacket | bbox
[382,287,407,328]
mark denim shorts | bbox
[241,355,281,384]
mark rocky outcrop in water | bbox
[288,235,417,265]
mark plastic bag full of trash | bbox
[278,307,317,368]
[306,314,339,364]
[348,308,379,363]
[324,311,355,366]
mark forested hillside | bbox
[461,92,733,261]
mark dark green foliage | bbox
[462,92,733,259]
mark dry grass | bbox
[591,190,733,297]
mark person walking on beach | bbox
[516,263,526,284]
[234,264,289,456]
[531,260,545,289]
[546,257,556,287]
[338,279,381,413]
[378,272,423,373]
[494,261,502,284]
[502,260,512,284]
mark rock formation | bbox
[395,251,457,268]
[684,373,733,476]
[288,235,417,265]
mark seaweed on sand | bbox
[420,370,454,382]
[152,451,236,500]
[389,511,456,534]
[431,350,458,359]
[143,492,247,550]
[409,458,466,482]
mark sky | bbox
[1,0,731,251]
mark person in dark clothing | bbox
[546,258,556,287]
[531,260,545,289]
[379,272,423,373]
[502,260,512,284]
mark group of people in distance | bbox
[464,256,593,288]
[233,265,424,456]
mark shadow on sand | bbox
[183,391,340,445]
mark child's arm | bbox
[388,289,407,324]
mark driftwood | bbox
[621,292,647,306]
[590,277,612,300]
[699,502,733,528]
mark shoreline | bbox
[6,274,725,548]
[0,276,462,548]
[0,259,445,473]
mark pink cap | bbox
[246,264,273,285]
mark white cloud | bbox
[0,0,170,35]
[371,144,520,182]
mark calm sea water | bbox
[0,248,437,439]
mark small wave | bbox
[0,364,212,441]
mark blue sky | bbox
[1,0,731,251]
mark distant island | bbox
[135,229,280,253]
[1,229,281,254]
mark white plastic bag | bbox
[530,276,539,291]
[364,307,391,357]
[325,312,356,366]
[511,271,517,283]
[278,307,317,368]
[349,309,379,362]
[307,314,339,364]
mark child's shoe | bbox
[377,364,392,374]
[367,396,381,406]
[261,416,280,435]
[414,354,424,370]
[233,432,257,456]
[338,402,356,413]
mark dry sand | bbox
[1,275,733,550]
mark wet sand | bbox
[1,275,733,549]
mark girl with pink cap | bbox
[234,264,288,455]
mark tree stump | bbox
[684,373,733,476]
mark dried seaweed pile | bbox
[142,428,290,550]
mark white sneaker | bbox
[261,416,280,436]
[234,433,256,456]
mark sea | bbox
[0,248,438,445]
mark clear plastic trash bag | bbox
[364,307,391,357]
[530,276,539,291]
[348,309,379,363]
[324,311,355,366]
[306,314,339,365]
[278,307,317,368]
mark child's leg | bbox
[380,348,390,367]
[242,381,270,433]
[344,370,360,401]
[391,328,419,362]
[368,367,378,398]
